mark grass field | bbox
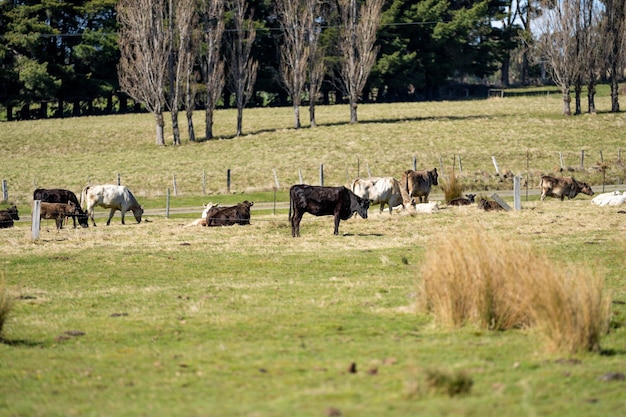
[1,94,626,417]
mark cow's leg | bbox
[291,210,302,237]
[120,209,126,225]
[333,214,340,235]
[379,203,385,214]
[106,208,116,226]
[88,207,97,227]
[56,217,63,231]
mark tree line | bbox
[1,0,626,142]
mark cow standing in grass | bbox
[34,188,89,228]
[289,185,369,237]
[401,168,439,206]
[351,177,404,214]
[81,185,143,226]
[39,201,76,230]
[540,175,594,201]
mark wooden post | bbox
[1,179,7,202]
[319,164,324,186]
[117,173,121,185]
[166,188,170,219]
[366,163,371,177]
[31,200,41,240]
[272,169,280,189]
[491,156,500,175]
[172,174,177,196]
[559,152,564,170]
[227,169,231,193]
[514,176,521,210]
[298,168,303,184]
[618,147,622,163]
[412,156,417,171]
[458,155,463,175]
[202,169,206,195]
[600,150,604,163]
[580,150,585,169]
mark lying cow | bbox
[289,184,369,237]
[206,201,253,227]
[33,188,89,228]
[81,184,143,226]
[591,191,626,206]
[478,198,503,211]
[449,194,476,206]
[0,205,19,228]
[540,175,594,201]
[400,168,439,206]
[39,201,76,230]
[351,177,404,214]
[413,202,440,213]
[184,203,219,227]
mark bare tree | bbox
[227,0,258,137]
[602,0,626,112]
[275,0,314,129]
[579,0,603,114]
[117,0,170,145]
[199,0,226,140]
[306,1,326,127]
[535,0,582,115]
[337,0,384,123]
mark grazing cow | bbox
[81,185,143,226]
[39,201,76,230]
[33,188,89,228]
[206,201,253,227]
[400,168,439,206]
[477,198,503,211]
[289,184,369,237]
[0,205,19,228]
[540,175,594,201]
[449,194,476,206]
[591,191,626,206]
[183,203,219,227]
[351,177,404,214]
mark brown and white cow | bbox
[39,201,76,230]
[289,184,369,237]
[183,202,219,227]
[34,188,89,228]
[0,205,19,228]
[449,194,476,206]
[400,168,439,206]
[477,198,503,211]
[206,201,254,227]
[81,185,143,226]
[540,175,594,201]
[351,177,404,214]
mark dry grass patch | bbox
[416,228,612,354]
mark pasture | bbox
[1,94,626,417]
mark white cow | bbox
[351,177,405,214]
[412,201,440,214]
[183,202,219,227]
[81,185,143,226]
[591,191,626,206]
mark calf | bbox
[449,194,476,206]
[206,201,254,227]
[0,205,19,228]
[540,175,594,201]
[40,201,76,230]
[289,184,369,237]
[33,188,89,228]
[477,198,503,211]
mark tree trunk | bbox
[500,54,510,87]
[171,108,181,145]
[587,81,596,114]
[309,95,317,128]
[6,105,13,121]
[20,104,30,120]
[106,92,113,114]
[205,107,214,140]
[349,98,358,123]
[293,104,301,129]
[562,87,572,116]
[155,112,166,146]
[38,102,48,119]
[186,108,195,142]
[521,49,530,86]
[72,100,81,116]
[236,107,243,136]
[610,71,620,112]
[56,98,64,118]
[574,81,582,115]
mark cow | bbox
[400,168,439,206]
[540,175,594,201]
[477,198,503,211]
[81,184,143,226]
[205,201,253,227]
[351,177,405,214]
[289,184,370,237]
[413,202,440,213]
[591,191,626,206]
[39,201,76,230]
[33,188,89,228]
[0,205,19,229]
[449,194,476,206]
[183,203,219,227]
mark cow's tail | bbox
[80,185,90,211]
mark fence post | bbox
[298,168,303,184]
[366,163,371,177]
[202,169,206,195]
[173,174,177,196]
[272,169,280,189]
[1,179,7,202]
[31,200,41,240]
[319,164,324,186]
[357,158,360,178]
[166,188,170,219]
[600,150,604,163]
[491,156,500,175]
[559,152,564,170]
[227,169,231,193]
[514,176,521,210]
[458,155,463,175]
[117,173,121,185]
[412,156,417,171]
[580,150,585,169]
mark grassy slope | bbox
[1,96,626,417]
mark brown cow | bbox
[0,206,19,228]
[540,175,594,201]
[449,194,476,206]
[34,188,89,228]
[477,198,503,211]
[206,201,254,227]
[400,168,439,206]
[40,201,76,230]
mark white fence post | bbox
[31,200,41,240]
[514,176,521,210]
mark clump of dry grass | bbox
[441,170,464,203]
[424,368,473,397]
[416,229,611,354]
[0,274,13,340]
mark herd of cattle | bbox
[0,169,622,236]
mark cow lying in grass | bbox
[206,201,254,227]
[0,205,19,228]
[40,201,76,230]
[449,194,476,206]
[477,198,503,211]
[591,191,626,206]
[183,203,219,227]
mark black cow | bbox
[289,184,370,237]
[0,205,19,228]
[33,188,89,228]
[206,201,254,226]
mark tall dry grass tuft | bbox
[441,170,464,203]
[416,229,612,354]
[0,274,13,339]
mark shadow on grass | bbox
[0,337,44,348]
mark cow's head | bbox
[353,195,369,219]
[7,205,19,220]
[580,182,594,196]
[429,168,439,186]
[465,194,476,203]
[132,206,144,223]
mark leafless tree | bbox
[199,0,226,140]
[602,0,626,112]
[535,0,582,115]
[227,0,258,137]
[117,0,170,145]
[337,0,384,123]
[306,1,326,127]
[577,0,603,114]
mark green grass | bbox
[1,96,626,416]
